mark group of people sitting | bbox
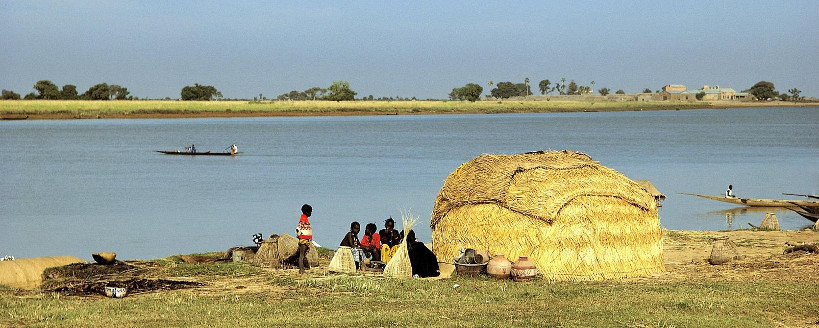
[339,217,439,277]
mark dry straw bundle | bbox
[328,246,357,274]
[251,234,317,268]
[383,213,417,278]
[430,150,664,281]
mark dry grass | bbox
[0,99,712,119]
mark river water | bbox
[2,107,817,261]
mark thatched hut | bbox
[430,150,664,281]
[635,180,666,206]
[0,256,86,289]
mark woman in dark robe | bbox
[405,230,439,278]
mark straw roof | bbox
[635,180,666,200]
[430,150,664,281]
[0,256,86,289]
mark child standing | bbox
[296,204,313,274]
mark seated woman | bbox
[379,217,402,263]
[405,230,439,278]
[339,221,362,268]
[360,223,381,262]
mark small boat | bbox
[790,209,819,223]
[156,150,238,156]
[681,193,819,208]
[1,115,29,120]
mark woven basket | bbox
[709,236,739,265]
[455,263,486,277]
[328,246,356,274]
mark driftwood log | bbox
[784,242,818,254]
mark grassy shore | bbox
[1,99,813,120]
[1,230,817,327]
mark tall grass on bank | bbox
[0,99,708,117]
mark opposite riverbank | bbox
[1,99,815,120]
[1,230,817,327]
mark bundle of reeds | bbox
[760,213,780,231]
[328,246,356,274]
[383,214,417,278]
[430,150,664,281]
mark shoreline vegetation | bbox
[1,229,817,327]
[1,99,816,120]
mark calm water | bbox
[2,107,817,261]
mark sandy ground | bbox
[657,230,819,282]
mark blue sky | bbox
[1,1,817,99]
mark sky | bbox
[1,1,817,99]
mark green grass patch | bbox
[2,276,816,327]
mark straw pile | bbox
[383,214,417,278]
[759,213,780,231]
[328,246,356,274]
[0,256,86,289]
[430,150,664,281]
[251,234,317,268]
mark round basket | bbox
[455,262,486,277]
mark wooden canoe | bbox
[156,150,238,156]
[790,209,819,223]
[682,193,819,208]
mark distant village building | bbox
[658,83,752,101]
[662,84,686,92]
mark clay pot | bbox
[486,254,512,279]
[511,256,538,281]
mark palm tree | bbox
[524,77,530,96]
[590,81,596,95]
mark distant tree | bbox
[488,80,494,91]
[558,77,567,95]
[449,83,483,102]
[33,80,60,99]
[109,84,130,100]
[326,80,356,101]
[85,83,111,100]
[490,81,529,99]
[598,88,610,96]
[696,91,706,100]
[60,85,78,100]
[538,79,551,95]
[24,92,38,100]
[642,88,652,93]
[578,85,591,95]
[288,90,308,100]
[778,94,790,101]
[788,88,801,101]
[615,89,626,94]
[304,87,327,100]
[568,80,579,95]
[524,77,530,96]
[181,83,219,101]
[590,81,596,94]
[1,89,21,100]
[748,81,778,100]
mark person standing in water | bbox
[295,204,313,274]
